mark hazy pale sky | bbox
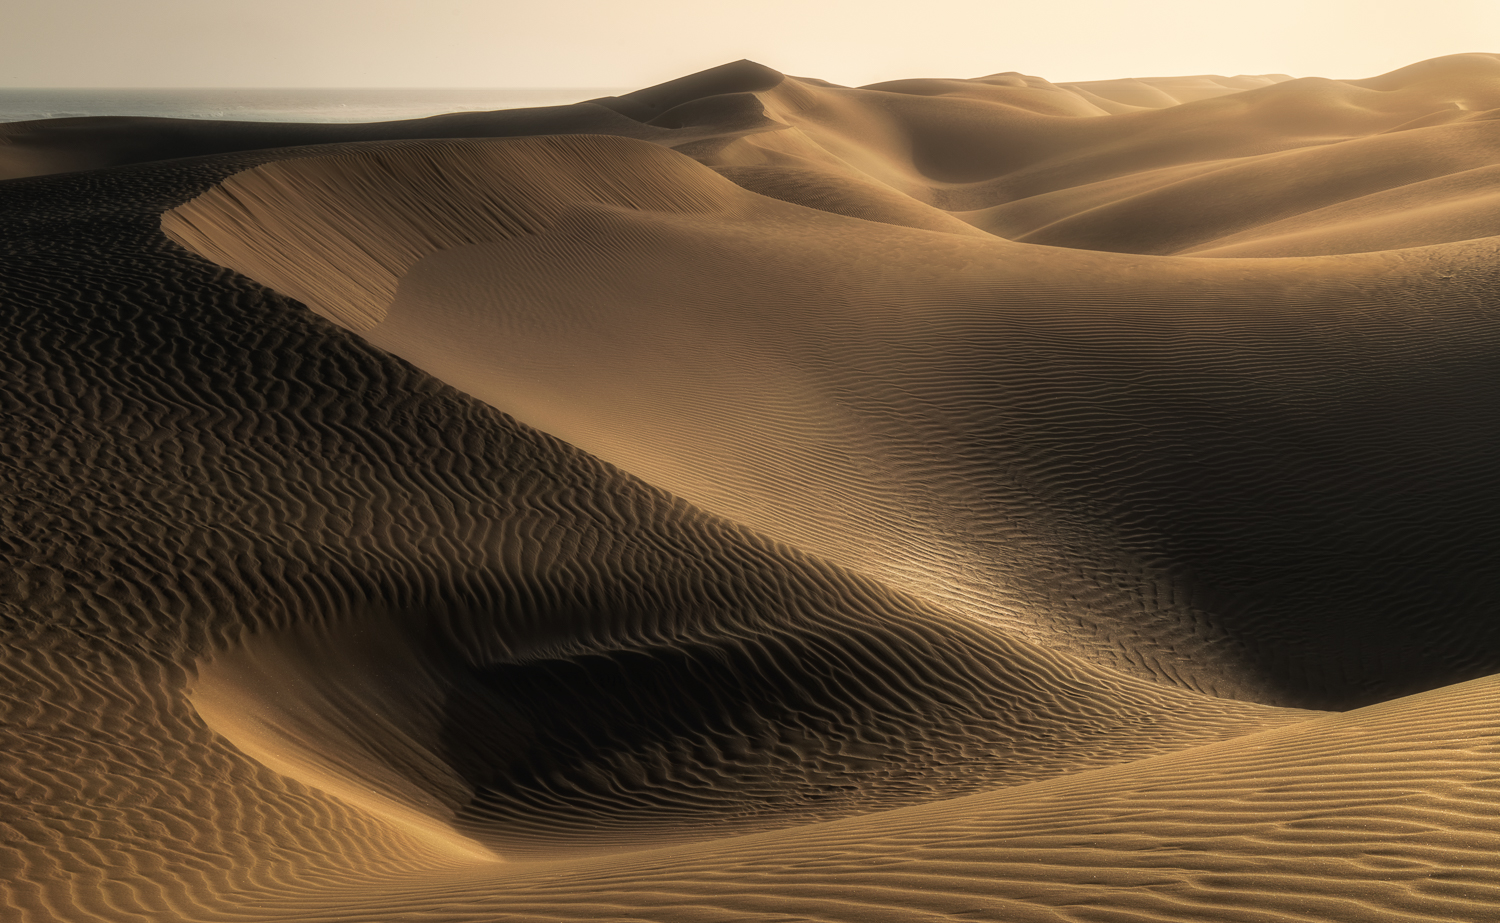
[5,0,1498,89]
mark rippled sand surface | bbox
[7,54,1500,922]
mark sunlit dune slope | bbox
[584,55,1500,260]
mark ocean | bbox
[0,87,633,124]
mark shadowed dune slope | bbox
[189,536,1310,861]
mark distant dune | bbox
[6,54,1500,922]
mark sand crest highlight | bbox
[162,135,740,331]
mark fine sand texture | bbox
[5,54,1500,921]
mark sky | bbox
[4,0,1498,89]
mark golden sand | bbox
[4,54,1500,921]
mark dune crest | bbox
[162,135,740,331]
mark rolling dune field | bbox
[6,53,1500,921]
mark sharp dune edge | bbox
[5,56,1500,923]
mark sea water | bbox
[0,88,633,124]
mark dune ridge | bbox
[6,52,1500,922]
[161,136,740,331]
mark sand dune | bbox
[165,124,1500,709]
[6,53,1500,921]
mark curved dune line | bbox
[161,136,739,332]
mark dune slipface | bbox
[5,54,1500,922]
